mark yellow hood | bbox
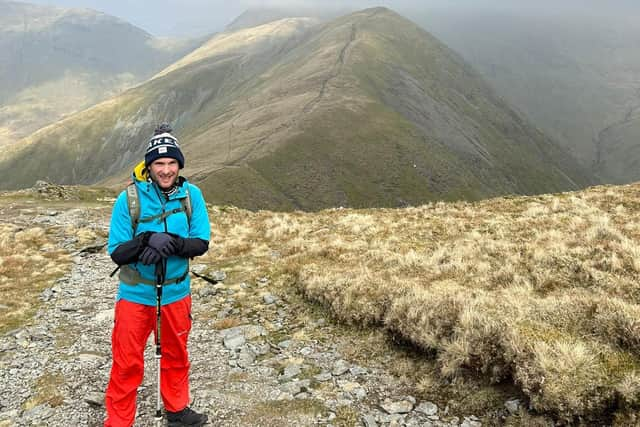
[132,161,149,182]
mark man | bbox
[105,124,210,426]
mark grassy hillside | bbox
[0,16,318,189]
[3,180,640,422]
[595,112,640,184]
[205,181,640,423]
[0,8,593,210]
[0,0,203,145]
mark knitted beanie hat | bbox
[144,123,184,169]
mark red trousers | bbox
[104,296,192,427]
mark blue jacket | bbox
[108,174,211,306]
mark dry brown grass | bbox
[212,317,243,330]
[244,398,326,426]
[205,183,640,421]
[24,371,65,410]
[333,405,360,426]
[0,224,71,333]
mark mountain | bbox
[225,6,349,32]
[412,6,640,183]
[595,113,640,183]
[0,0,204,146]
[0,8,594,210]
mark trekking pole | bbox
[154,260,166,427]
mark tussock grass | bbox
[0,224,71,333]
[206,183,640,421]
[24,372,65,410]
[333,405,360,426]
[245,398,326,426]
[212,317,243,330]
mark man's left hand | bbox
[148,232,177,258]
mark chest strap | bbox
[119,264,189,286]
[139,207,186,225]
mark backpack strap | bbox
[125,183,140,234]
[139,207,186,224]
[181,184,192,224]
[126,182,192,233]
[119,265,188,286]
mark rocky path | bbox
[0,206,492,427]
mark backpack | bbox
[125,183,192,234]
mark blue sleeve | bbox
[188,184,211,241]
[108,191,133,255]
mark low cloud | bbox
[22,0,640,36]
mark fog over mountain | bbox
[0,0,205,146]
[23,0,640,37]
[413,3,640,183]
[192,0,640,184]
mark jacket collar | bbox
[130,161,188,200]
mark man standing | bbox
[105,124,210,426]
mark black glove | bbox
[148,232,177,258]
[139,246,162,265]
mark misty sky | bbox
[22,0,640,37]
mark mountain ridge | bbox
[0,7,594,210]
[0,0,205,146]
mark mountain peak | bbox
[153,16,317,80]
[0,7,593,209]
[226,5,352,32]
[360,6,393,14]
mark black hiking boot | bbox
[166,407,208,426]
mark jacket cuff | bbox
[174,237,209,258]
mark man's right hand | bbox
[139,246,162,265]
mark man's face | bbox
[149,158,179,190]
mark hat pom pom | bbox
[154,123,173,135]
